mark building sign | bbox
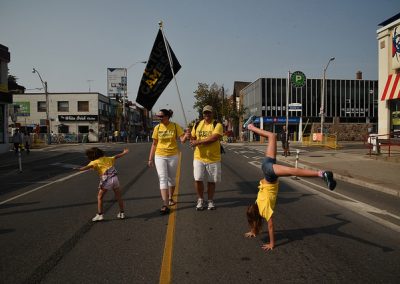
[254,116,301,123]
[107,68,126,98]
[14,102,30,116]
[288,103,302,111]
[59,115,98,122]
[291,71,306,88]
[392,25,400,70]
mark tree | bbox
[8,74,25,93]
[193,82,222,119]
[193,82,246,138]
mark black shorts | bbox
[261,157,278,183]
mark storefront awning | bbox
[381,74,400,101]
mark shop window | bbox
[37,101,46,112]
[78,126,89,133]
[58,124,69,134]
[58,101,69,112]
[78,101,89,112]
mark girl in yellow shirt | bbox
[148,109,189,214]
[244,120,336,251]
[76,147,129,222]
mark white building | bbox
[11,92,112,142]
[377,13,400,136]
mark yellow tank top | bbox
[256,179,279,221]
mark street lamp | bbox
[320,57,335,141]
[32,67,51,144]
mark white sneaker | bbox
[207,200,216,210]
[117,212,125,219]
[92,214,104,222]
[196,198,204,211]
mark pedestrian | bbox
[75,147,129,221]
[189,105,223,211]
[23,131,32,154]
[148,109,189,215]
[114,130,119,142]
[121,130,126,143]
[243,119,336,251]
[12,129,23,154]
[280,125,290,157]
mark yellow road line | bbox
[159,152,182,284]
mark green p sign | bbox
[291,71,306,88]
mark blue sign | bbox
[253,116,300,123]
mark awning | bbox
[381,74,400,101]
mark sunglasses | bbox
[157,115,166,118]
[203,111,212,115]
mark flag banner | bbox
[136,29,181,110]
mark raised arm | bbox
[115,148,129,159]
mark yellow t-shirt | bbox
[88,156,115,176]
[152,122,184,156]
[256,179,279,221]
[191,119,223,163]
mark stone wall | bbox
[310,123,373,141]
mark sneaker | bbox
[196,198,204,211]
[160,206,170,215]
[322,171,336,191]
[92,214,104,222]
[243,115,256,129]
[207,200,216,210]
[117,212,125,219]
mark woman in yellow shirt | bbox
[244,119,336,251]
[148,109,189,214]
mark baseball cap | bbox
[203,105,213,113]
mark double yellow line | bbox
[159,152,182,284]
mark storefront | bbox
[377,13,400,137]
[0,44,12,153]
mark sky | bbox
[1,0,399,126]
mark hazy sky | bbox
[1,0,399,125]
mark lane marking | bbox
[0,171,84,205]
[50,162,81,169]
[159,152,182,284]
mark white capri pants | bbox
[154,154,179,189]
[193,159,221,183]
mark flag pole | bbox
[158,21,188,126]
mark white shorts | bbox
[193,160,221,183]
[154,154,179,189]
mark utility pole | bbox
[32,68,51,144]
[320,57,335,141]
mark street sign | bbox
[291,71,306,88]
[288,103,302,111]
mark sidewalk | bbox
[228,141,400,198]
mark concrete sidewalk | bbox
[228,141,400,198]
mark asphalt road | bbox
[0,143,399,283]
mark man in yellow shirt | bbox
[190,105,223,210]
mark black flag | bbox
[136,29,181,110]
